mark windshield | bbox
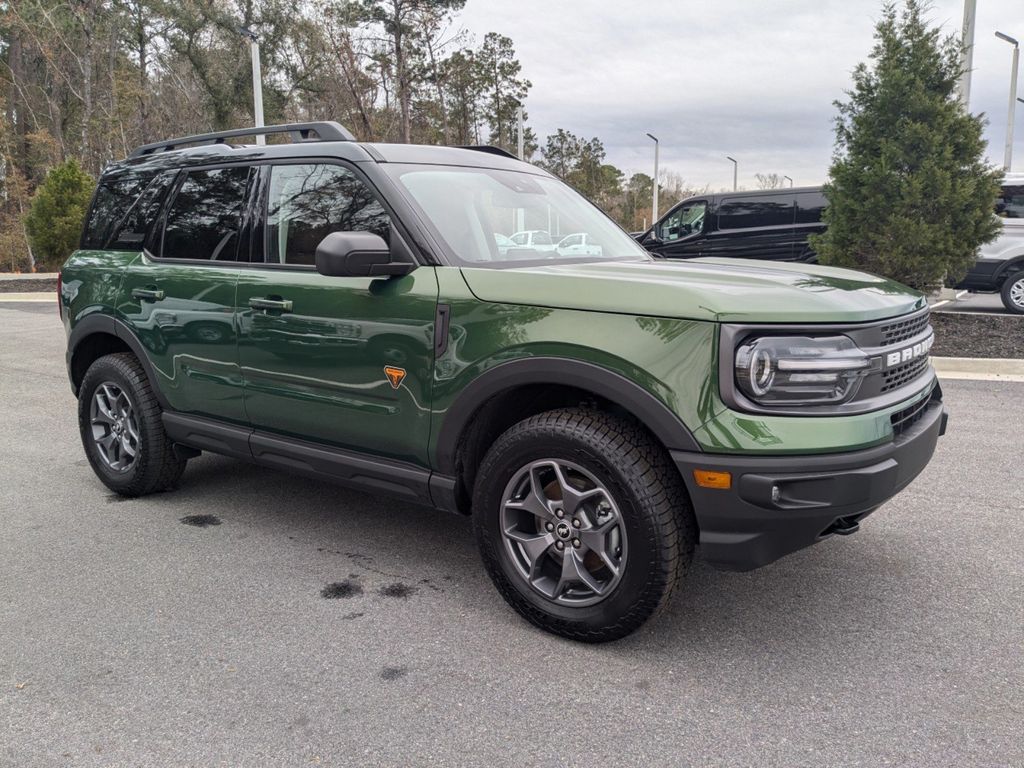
[385,165,650,265]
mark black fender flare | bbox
[434,357,702,475]
[66,313,170,409]
[996,255,1024,281]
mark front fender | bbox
[428,291,720,473]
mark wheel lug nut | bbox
[555,541,565,551]
[555,508,564,518]
[572,518,580,528]
[545,522,554,532]
[572,539,581,548]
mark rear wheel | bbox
[1000,271,1024,314]
[78,353,186,497]
[473,408,695,642]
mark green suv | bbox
[62,122,947,642]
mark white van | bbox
[957,174,1024,313]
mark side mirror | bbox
[314,232,415,278]
[641,230,662,246]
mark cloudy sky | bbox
[460,0,1024,191]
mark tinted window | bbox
[109,171,177,249]
[996,185,1024,218]
[266,164,389,265]
[718,196,794,229]
[82,175,154,249]
[161,167,251,261]
[795,192,826,224]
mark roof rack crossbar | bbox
[128,121,356,158]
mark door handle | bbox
[249,297,293,313]
[131,287,165,302]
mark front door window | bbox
[265,164,390,265]
[659,202,706,241]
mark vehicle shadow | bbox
[154,452,916,665]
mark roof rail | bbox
[457,145,520,160]
[128,121,356,158]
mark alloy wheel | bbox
[500,459,627,607]
[90,382,140,472]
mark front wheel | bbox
[78,352,186,497]
[473,408,695,642]
[1000,271,1024,314]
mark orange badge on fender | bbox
[383,366,407,389]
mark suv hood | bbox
[459,258,926,324]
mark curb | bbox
[0,293,56,303]
[933,356,1024,382]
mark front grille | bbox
[880,311,930,345]
[882,355,930,393]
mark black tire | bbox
[78,352,186,497]
[1000,271,1024,314]
[473,408,696,643]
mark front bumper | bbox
[672,395,948,572]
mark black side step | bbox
[161,411,441,507]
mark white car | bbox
[493,232,515,256]
[557,232,603,257]
[509,230,557,252]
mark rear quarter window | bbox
[717,196,795,230]
[795,192,826,224]
[81,175,154,249]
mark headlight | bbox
[734,335,872,406]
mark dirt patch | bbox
[931,311,1024,359]
[0,277,58,293]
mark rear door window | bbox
[717,196,795,230]
[161,167,252,261]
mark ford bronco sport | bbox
[62,122,948,642]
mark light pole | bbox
[957,0,977,106]
[237,25,265,145]
[996,31,1019,171]
[726,156,737,191]
[646,133,659,224]
[783,175,793,188]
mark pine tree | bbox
[25,159,94,271]
[810,0,1001,292]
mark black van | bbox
[637,186,827,262]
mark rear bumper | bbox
[672,397,948,572]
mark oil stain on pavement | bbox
[378,582,416,599]
[180,514,222,527]
[320,580,363,599]
[380,666,408,681]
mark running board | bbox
[162,412,441,507]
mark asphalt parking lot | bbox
[2,301,1021,768]
[944,291,1016,315]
